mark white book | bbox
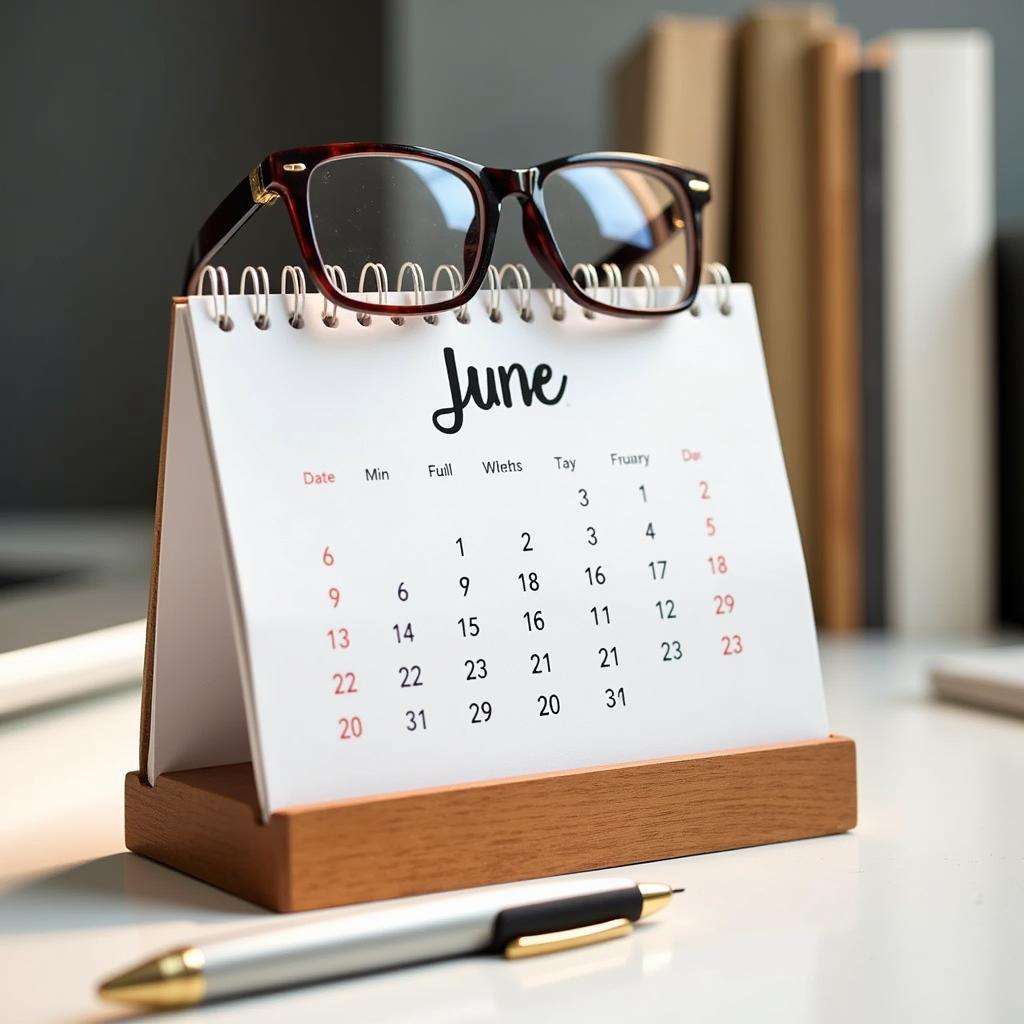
[881,31,994,633]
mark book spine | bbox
[813,30,862,631]
[997,231,1024,625]
[733,7,834,612]
[882,33,994,633]
[857,67,887,629]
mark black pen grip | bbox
[489,887,643,952]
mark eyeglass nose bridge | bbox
[484,166,539,200]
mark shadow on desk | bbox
[0,852,265,934]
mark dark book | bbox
[858,66,886,628]
[997,230,1024,625]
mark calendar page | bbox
[179,285,827,815]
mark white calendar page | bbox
[167,285,827,816]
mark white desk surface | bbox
[1,637,1022,1024]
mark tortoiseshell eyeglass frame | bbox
[183,143,711,318]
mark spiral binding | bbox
[240,265,270,329]
[196,260,734,331]
[197,265,234,331]
[280,265,306,328]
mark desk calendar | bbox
[142,280,830,823]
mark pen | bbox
[98,876,676,1009]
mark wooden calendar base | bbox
[124,735,856,912]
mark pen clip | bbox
[492,883,672,960]
[503,918,633,959]
[491,889,642,955]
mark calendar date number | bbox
[333,671,357,695]
[469,701,493,724]
[338,715,363,740]
[327,628,350,650]
[465,658,487,680]
[530,652,552,674]
[661,641,683,661]
[398,665,422,688]
[537,693,561,716]
[393,623,415,643]
[605,686,626,709]
[721,634,744,655]
[523,610,545,632]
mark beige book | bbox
[733,5,835,607]
[613,16,736,268]
[811,27,862,630]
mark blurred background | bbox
[1,0,1022,656]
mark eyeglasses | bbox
[185,144,711,318]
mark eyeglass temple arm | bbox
[181,171,271,295]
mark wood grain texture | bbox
[125,735,857,912]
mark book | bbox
[996,230,1024,625]
[873,32,995,633]
[612,16,736,268]
[733,5,835,609]
[857,63,887,628]
[811,27,862,631]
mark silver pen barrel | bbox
[203,896,498,998]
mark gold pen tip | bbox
[637,882,674,918]
[98,947,206,1009]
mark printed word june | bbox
[432,347,567,435]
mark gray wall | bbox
[390,0,1023,229]
[4,1,1020,509]
[0,1,386,509]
